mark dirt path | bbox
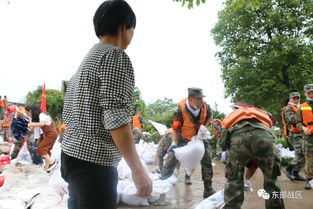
[118,160,312,209]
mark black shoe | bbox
[285,166,295,181]
[293,172,306,181]
[203,188,216,198]
[185,174,192,185]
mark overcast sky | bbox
[0,0,233,114]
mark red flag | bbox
[40,83,47,112]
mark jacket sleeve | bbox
[284,107,297,126]
[296,108,304,131]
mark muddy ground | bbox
[118,160,312,209]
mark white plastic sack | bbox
[51,139,61,163]
[0,197,25,209]
[149,120,168,135]
[276,144,295,159]
[136,141,157,165]
[120,182,149,206]
[48,167,68,197]
[195,189,225,209]
[16,141,32,163]
[173,125,206,176]
[117,157,148,180]
[148,180,171,204]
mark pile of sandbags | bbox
[0,161,67,209]
[135,140,158,165]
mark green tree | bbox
[174,0,260,9]
[133,87,147,116]
[212,0,313,125]
[25,86,64,119]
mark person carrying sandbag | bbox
[160,87,216,198]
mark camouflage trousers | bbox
[210,137,222,159]
[223,127,285,209]
[160,136,214,187]
[11,136,35,160]
[287,133,305,173]
[132,127,143,144]
[303,135,313,179]
[156,132,172,172]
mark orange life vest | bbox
[222,107,272,129]
[282,105,301,138]
[300,102,313,133]
[133,115,143,130]
[0,100,4,108]
[179,98,207,140]
[3,118,10,128]
[212,119,222,138]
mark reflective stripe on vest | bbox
[300,102,313,133]
[282,105,301,137]
[179,98,207,140]
[222,107,272,129]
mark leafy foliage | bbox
[212,0,313,126]
[25,86,64,120]
[133,87,147,116]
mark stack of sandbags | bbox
[135,140,157,165]
[0,161,67,209]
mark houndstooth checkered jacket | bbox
[61,42,134,167]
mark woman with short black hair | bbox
[26,104,57,172]
[61,0,152,208]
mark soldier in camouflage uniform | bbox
[282,92,306,181]
[132,126,144,144]
[296,84,313,190]
[160,88,215,198]
[155,128,173,172]
[220,102,285,209]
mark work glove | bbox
[168,141,177,153]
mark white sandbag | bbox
[16,141,32,163]
[276,144,295,159]
[136,141,157,165]
[195,189,225,209]
[0,197,25,209]
[174,125,207,176]
[51,139,61,163]
[120,182,149,206]
[165,175,178,186]
[149,120,168,135]
[148,180,171,204]
[30,186,65,209]
[117,157,148,180]
[48,167,68,197]
[117,180,128,204]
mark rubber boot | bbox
[203,181,216,198]
[185,174,192,185]
[285,165,295,181]
[304,178,312,190]
[292,171,306,181]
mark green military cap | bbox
[289,92,300,98]
[188,87,205,98]
[304,84,313,92]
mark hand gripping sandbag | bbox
[173,125,207,176]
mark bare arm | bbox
[110,123,152,197]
